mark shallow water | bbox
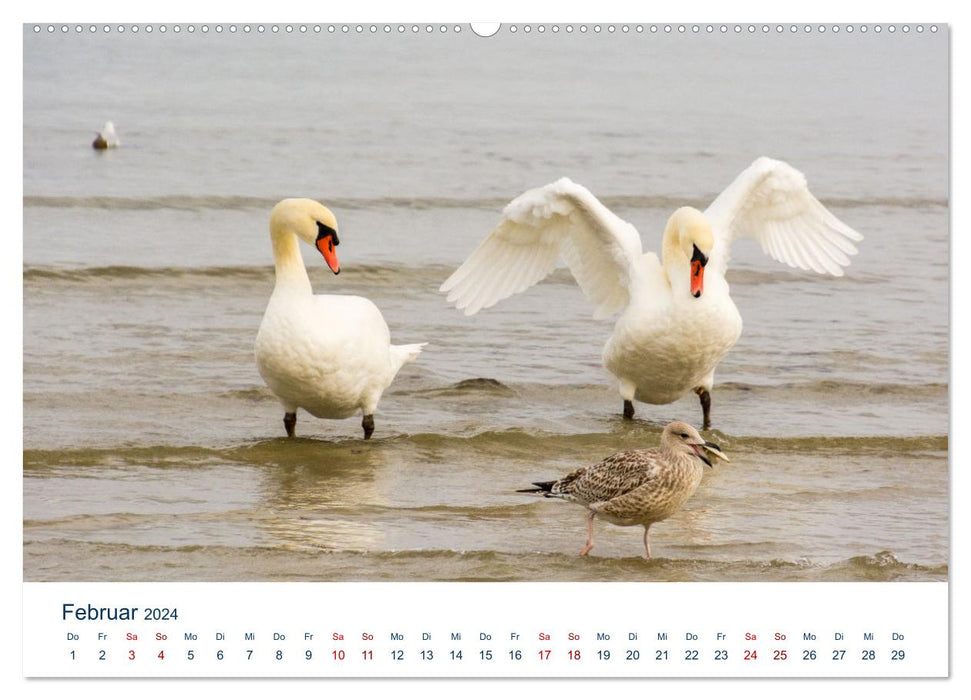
[23,26,948,582]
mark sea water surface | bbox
[23,26,948,582]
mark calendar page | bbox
[19,8,952,692]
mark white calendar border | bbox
[23,581,949,679]
[8,0,965,696]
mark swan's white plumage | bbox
[255,198,424,434]
[440,177,642,319]
[440,158,862,416]
[705,157,862,277]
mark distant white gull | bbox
[519,421,728,558]
[92,122,119,149]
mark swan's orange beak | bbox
[690,245,708,298]
[315,225,341,275]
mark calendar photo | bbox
[23,23,948,594]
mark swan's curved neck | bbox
[660,219,690,288]
[270,227,312,294]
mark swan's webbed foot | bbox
[695,388,711,430]
[362,414,375,440]
[284,412,297,438]
[623,400,635,420]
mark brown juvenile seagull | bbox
[519,420,728,558]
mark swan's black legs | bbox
[623,400,635,420]
[284,412,296,438]
[696,388,712,430]
[362,414,375,440]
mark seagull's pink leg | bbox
[643,525,652,559]
[580,511,595,556]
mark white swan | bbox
[440,157,862,428]
[92,121,119,149]
[255,198,425,439]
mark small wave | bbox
[25,195,278,212]
[22,194,511,213]
[24,538,218,554]
[819,551,948,580]
[414,377,517,398]
[219,387,276,403]
[820,196,948,210]
[22,261,893,288]
[717,379,948,400]
[24,541,947,582]
[725,268,884,286]
[453,377,508,390]
[23,262,455,285]
[24,444,229,469]
[23,424,947,472]
[23,264,271,283]
[733,433,947,455]
[24,193,947,213]
[22,262,891,292]
[591,193,945,211]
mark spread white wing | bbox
[705,157,863,276]
[440,178,643,319]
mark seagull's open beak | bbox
[692,446,713,467]
[691,440,729,468]
[691,245,708,298]
[703,441,730,464]
[315,229,341,275]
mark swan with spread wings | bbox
[440,157,862,428]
